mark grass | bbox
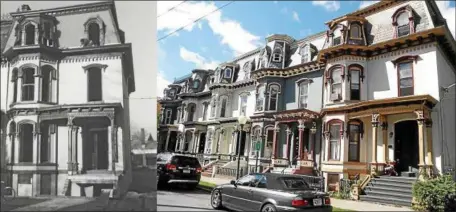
[198,181,357,211]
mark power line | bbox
[157,1,188,18]
[157,1,234,42]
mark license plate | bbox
[183,170,190,173]
[313,198,322,206]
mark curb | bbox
[196,185,214,193]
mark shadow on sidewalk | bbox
[0,198,50,212]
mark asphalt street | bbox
[157,188,219,211]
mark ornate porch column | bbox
[272,122,280,159]
[165,131,171,152]
[33,123,41,164]
[298,120,305,160]
[77,127,83,173]
[425,120,433,165]
[415,110,427,178]
[371,113,380,175]
[71,125,79,174]
[231,130,237,154]
[381,116,388,163]
[13,132,20,163]
[192,130,199,153]
[309,122,317,161]
[285,126,292,160]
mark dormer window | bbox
[84,17,105,46]
[224,68,232,79]
[349,24,361,39]
[24,24,36,45]
[397,13,410,37]
[300,45,310,63]
[169,89,175,97]
[88,23,100,46]
[392,6,415,38]
[41,22,54,47]
[243,62,251,80]
[272,48,282,63]
[193,80,200,89]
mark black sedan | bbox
[157,152,202,189]
[210,173,332,212]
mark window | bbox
[298,81,309,108]
[193,80,200,89]
[42,22,53,46]
[169,89,175,97]
[281,177,311,190]
[350,24,361,39]
[22,68,35,101]
[165,110,172,124]
[243,62,251,80]
[350,69,360,100]
[268,85,279,111]
[300,45,310,63]
[240,95,248,116]
[187,104,196,122]
[397,12,410,37]
[87,67,102,101]
[348,123,361,162]
[24,24,35,45]
[11,69,18,103]
[40,125,50,163]
[202,103,208,121]
[41,67,53,102]
[211,100,216,117]
[88,23,100,46]
[256,85,265,111]
[236,174,256,186]
[224,68,232,79]
[330,68,342,100]
[19,124,34,162]
[255,175,267,188]
[220,98,227,118]
[328,122,341,161]
[398,62,413,96]
[264,128,274,158]
[181,105,186,121]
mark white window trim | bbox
[267,84,281,111]
[296,79,311,109]
[255,84,266,112]
[239,94,249,116]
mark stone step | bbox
[359,195,412,207]
[375,176,417,184]
[364,189,413,200]
[364,185,413,196]
[367,181,413,190]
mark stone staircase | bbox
[360,176,417,206]
[202,161,229,177]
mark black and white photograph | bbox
[0,1,157,211]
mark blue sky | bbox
[157,0,456,96]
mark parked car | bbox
[157,152,202,189]
[210,173,332,212]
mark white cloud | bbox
[359,1,379,9]
[312,1,340,12]
[292,11,300,22]
[180,47,219,69]
[436,1,456,39]
[157,70,171,98]
[158,1,261,56]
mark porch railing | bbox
[217,167,245,177]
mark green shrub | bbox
[412,174,456,212]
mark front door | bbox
[89,129,109,170]
[394,120,419,174]
[198,133,206,153]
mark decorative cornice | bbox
[209,79,255,90]
[251,62,325,79]
[273,108,321,122]
[10,1,113,18]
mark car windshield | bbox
[157,154,172,162]
[280,177,311,190]
[171,156,200,167]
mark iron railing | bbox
[217,167,245,177]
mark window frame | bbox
[202,103,208,121]
[19,123,34,163]
[165,109,172,124]
[256,85,265,112]
[224,68,232,79]
[41,67,54,103]
[239,95,248,116]
[21,68,35,101]
[211,100,217,118]
[297,80,310,109]
[272,47,282,63]
[392,6,415,39]
[300,44,310,63]
[87,67,103,102]
[220,98,227,118]
[330,68,343,98]
[24,23,36,45]
[11,68,18,103]
[187,104,196,122]
[349,24,362,40]
[348,64,363,101]
[347,120,362,162]
[327,119,343,161]
[396,60,414,97]
[267,84,280,111]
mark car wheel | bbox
[210,189,223,209]
[261,203,277,212]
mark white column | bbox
[6,134,12,164]
[230,131,237,154]
[77,127,83,173]
[34,72,41,102]
[16,76,23,102]
[117,127,124,170]
[14,133,20,163]
[165,131,171,151]
[21,29,25,46]
[107,126,113,171]
[33,125,41,164]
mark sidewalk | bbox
[200,176,414,212]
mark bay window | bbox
[165,109,172,124]
[220,98,227,118]
[330,68,342,101]
[349,68,361,100]
[22,68,35,101]
[328,122,342,161]
[268,84,279,111]
[256,85,265,112]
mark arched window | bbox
[41,67,54,102]
[88,23,100,46]
[165,109,172,124]
[22,68,35,101]
[298,80,309,108]
[87,67,102,101]
[392,6,414,38]
[268,84,280,111]
[327,120,343,161]
[397,12,410,37]
[256,85,265,112]
[24,24,35,45]
[42,22,53,46]
[19,123,34,162]
[239,95,248,116]
[300,45,310,63]
[187,104,196,122]
[350,24,361,39]
[330,67,343,101]
[348,65,362,101]
[348,120,363,162]
[211,100,217,117]
[220,98,227,118]
[11,69,18,103]
[224,68,232,79]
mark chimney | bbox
[20,5,31,12]
[140,128,146,144]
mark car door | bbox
[230,175,256,211]
[250,174,268,211]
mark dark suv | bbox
[157,153,202,189]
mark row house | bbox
[0,2,135,197]
[159,0,456,197]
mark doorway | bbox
[167,131,177,152]
[394,120,419,174]
[84,128,109,171]
[198,133,206,153]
